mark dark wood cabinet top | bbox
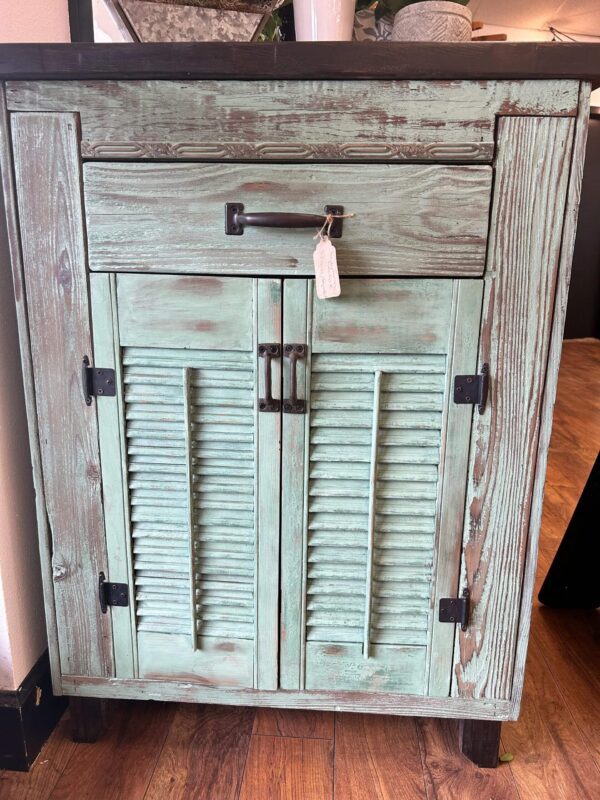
[0,42,599,83]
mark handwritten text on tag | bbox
[313,237,341,300]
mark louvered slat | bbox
[306,354,444,649]
[123,347,256,643]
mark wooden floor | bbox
[1,339,599,800]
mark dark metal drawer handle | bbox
[283,344,306,414]
[226,203,344,238]
[258,343,280,413]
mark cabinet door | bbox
[281,279,483,696]
[90,274,281,690]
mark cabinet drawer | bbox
[83,162,492,277]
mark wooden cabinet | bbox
[2,43,596,767]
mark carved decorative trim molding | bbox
[80,140,495,161]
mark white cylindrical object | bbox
[392,1,472,42]
[293,0,356,42]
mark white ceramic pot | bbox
[293,0,356,42]
[391,1,472,42]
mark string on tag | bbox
[314,212,355,241]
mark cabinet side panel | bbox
[509,82,592,717]
[0,88,62,691]
[11,112,113,678]
[453,115,575,700]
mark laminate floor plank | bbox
[253,708,334,739]
[416,718,520,800]
[502,638,600,799]
[530,611,600,769]
[0,715,74,800]
[333,713,427,800]
[48,700,173,800]
[238,734,333,800]
[144,704,255,800]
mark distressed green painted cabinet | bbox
[1,44,594,766]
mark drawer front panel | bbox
[84,162,492,277]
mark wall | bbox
[0,190,47,689]
[0,0,70,43]
[0,0,70,691]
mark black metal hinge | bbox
[82,356,116,405]
[439,588,470,631]
[98,572,129,614]
[453,363,489,414]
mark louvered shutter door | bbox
[281,279,483,695]
[91,274,281,689]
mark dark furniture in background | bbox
[539,452,600,608]
[564,109,600,340]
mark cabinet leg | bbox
[458,719,501,768]
[69,697,109,743]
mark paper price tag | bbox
[313,237,341,300]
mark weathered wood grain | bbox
[83,162,491,277]
[255,278,282,690]
[144,704,255,800]
[0,87,63,692]
[11,112,113,679]
[428,280,483,697]
[115,273,254,349]
[6,80,579,164]
[509,82,593,717]
[238,734,333,800]
[305,643,426,694]
[452,115,575,701]
[61,675,510,718]
[90,274,137,679]
[280,280,310,690]
[311,279,454,351]
[137,632,254,687]
[334,713,427,800]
